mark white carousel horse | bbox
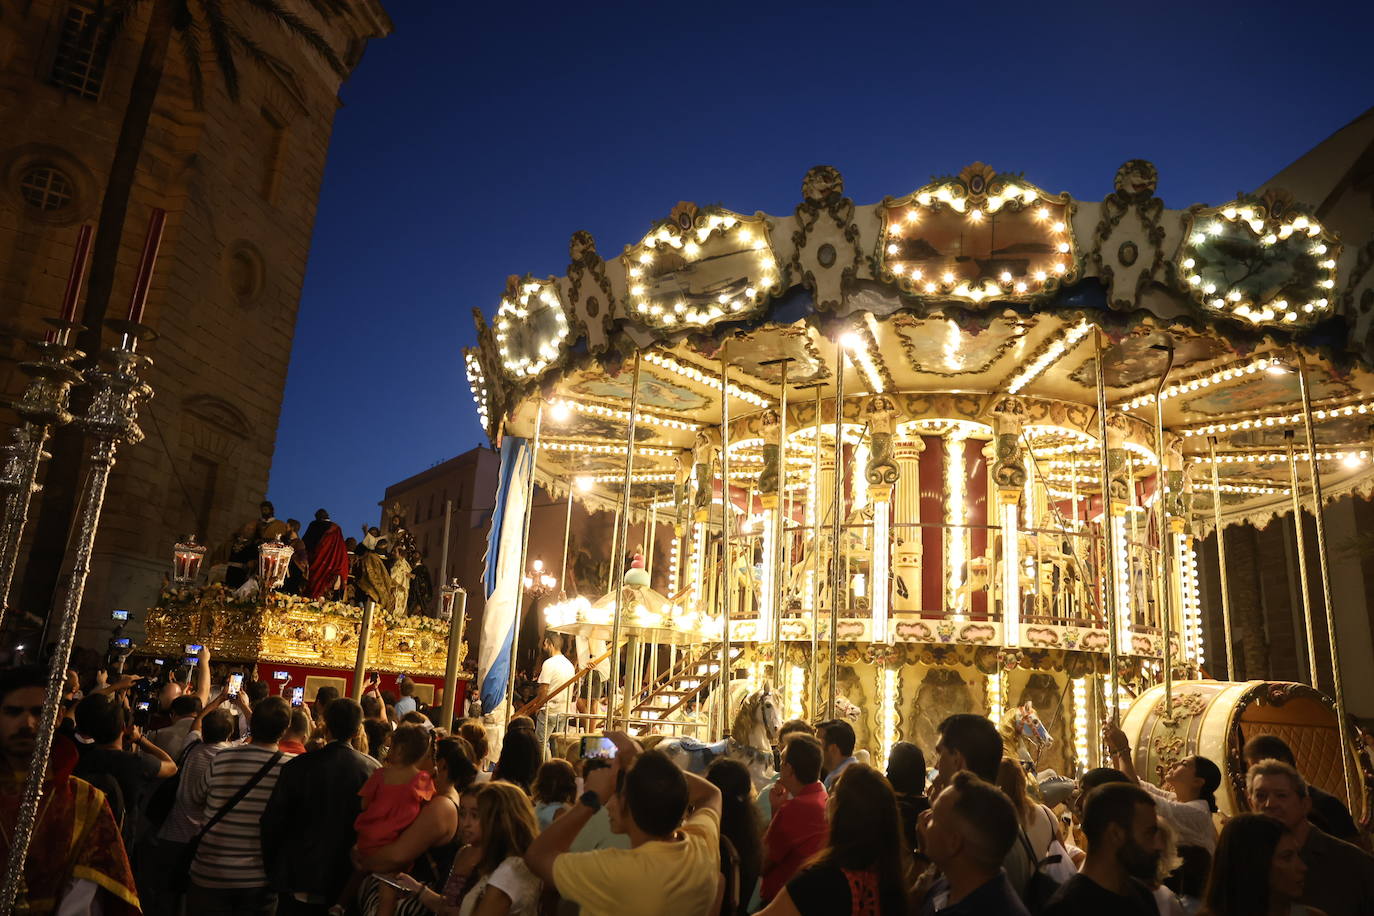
[657,682,783,791]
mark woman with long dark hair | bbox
[491,727,541,795]
[1200,813,1325,916]
[707,757,765,916]
[1105,722,1220,852]
[758,763,910,915]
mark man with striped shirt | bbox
[188,695,295,915]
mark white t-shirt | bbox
[538,653,576,717]
[458,856,542,916]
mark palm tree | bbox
[19,0,349,619]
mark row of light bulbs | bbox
[1006,321,1092,394]
[464,352,490,431]
[642,351,772,408]
[1180,397,1374,438]
[546,397,700,431]
[1119,356,1282,410]
[495,281,570,378]
[627,216,779,329]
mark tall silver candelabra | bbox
[0,323,84,630]
[0,321,152,912]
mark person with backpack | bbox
[143,698,238,915]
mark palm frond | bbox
[86,0,146,58]
[223,21,283,78]
[301,0,351,18]
[176,17,205,109]
[199,0,240,101]
[238,0,347,77]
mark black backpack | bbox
[1017,826,1064,914]
[145,737,198,827]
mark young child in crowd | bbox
[336,724,435,916]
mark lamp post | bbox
[257,537,293,594]
[438,581,468,731]
[522,558,557,599]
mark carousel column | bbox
[892,437,925,615]
[1295,351,1356,806]
[944,427,969,620]
[1093,328,1123,722]
[766,358,792,690]
[1165,461,1199,676]
[827,344,847,719]
[991,399,1028,646]
[863,395,898,644]
[718,347,735,742]
[805,384,826,720]
[1151,342,1177,705]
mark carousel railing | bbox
[513,642,616,720]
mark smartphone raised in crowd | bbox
[579,736,617,760]
[111,609,129,621]
[273,670,290,681]
[291,686,305,707]
[185,644,203,654]
[227,673,244,697]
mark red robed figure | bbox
[306,522,350,599]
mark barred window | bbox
[49,5,109,100]
[19,167,74,212]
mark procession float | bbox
[465,158,1373,819]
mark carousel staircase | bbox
[631,641,744,723]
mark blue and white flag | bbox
[479,437,531,714]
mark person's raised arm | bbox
[1102,722,1139,783]
[524,762,609,886]
[131,725,178,778]
[194,646,211,705]
[356,796,454,874]
[682,764,723,818]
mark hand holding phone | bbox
[227,673,244,697]
[291,686,305,707]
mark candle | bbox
[125,208,167,324]
[59,224,94,324]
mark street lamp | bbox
[257,537,293,592]
[522,558,557,598]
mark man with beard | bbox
[242,500,290,547]
[1042,782,1162,915]
[0,667,139,913]
[305,509,350,600]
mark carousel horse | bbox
[999,701,1053,766]
[657,682,783,791]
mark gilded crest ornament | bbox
[792,165,862,311]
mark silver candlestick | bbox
[0,321,84,631]
[0,320,152,912]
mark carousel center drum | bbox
[1120,679,1365,819]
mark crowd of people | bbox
[3,647,1374,916]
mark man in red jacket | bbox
[760,733,829,904]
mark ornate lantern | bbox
[522,558,556,598]
[438,579,461,621]
[171,536,206,585]
[257,537,293,590]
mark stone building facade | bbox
[0,1,391,639]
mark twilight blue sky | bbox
[268,0,1374,531]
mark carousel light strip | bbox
[1001,499,1020,646]
[1110,514,1132,639]
[1072,677,1089,769]
[1177,532,1203,667]
[1182,209,1334,324]
[668,535,681,595]
[946,430,967,620]
[547,397,701,431]
[788,665,805,721]
[1119,356,1282,410]
[1006,320,1092,394]
[1196,481,1291,495]
[879,666,897,768]
[884,184,1073,299]
[1179,398,1374,438]
[627,213,779,329]
[841,326,887,394]
[760,511,777,642]
[464,352,490,430]
[588,472,677,484]
[987,671,1003,721]
[1198,449,1370,465]
[872,501,890,643]
[540,439,677,457]
[495,279,570,377]
[642,351,771,407]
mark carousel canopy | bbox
[464,158,1374,530]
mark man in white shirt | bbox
[536,633,577,759]
[393,677,418,718]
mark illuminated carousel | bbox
[467,160,1371,818]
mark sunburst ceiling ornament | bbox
[622,202,779,330]
[1176,190,1340,327]
[494,275,570,380]
[878,163,1079,303]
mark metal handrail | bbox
[514,642,616,719]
